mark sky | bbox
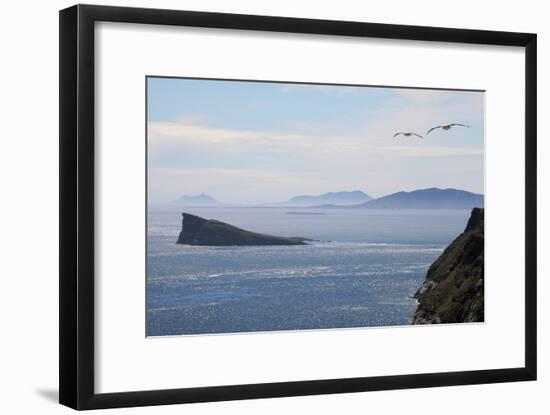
[147,77,484,204]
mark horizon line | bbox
[151,186,485,205]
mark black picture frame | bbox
[59,4,537,410]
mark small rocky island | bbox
[412,208,484,324]
[176,213,309,246]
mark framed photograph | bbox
[59,4,537,410]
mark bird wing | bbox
[412,133,424,138]
[426,126,441,135]
[393,132,404,137]
[449,123,470,128]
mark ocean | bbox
[146,207,471,336]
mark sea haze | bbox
[146,207,471,336]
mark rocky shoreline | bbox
[412,208,484,324]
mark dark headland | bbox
[176,213,308,246]
[412,208,484,324]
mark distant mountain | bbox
[355,188,483,209]
[172,193,223,206]
[271,191,372,207]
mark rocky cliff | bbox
[412,208,484,324]
[176,213,308,246]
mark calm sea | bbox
[146,207,470,336]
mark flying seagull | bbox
[426,123,470,135]
[393,132,423,139]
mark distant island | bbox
[267,190,372,207]
[412,208,484,324]
[171,193,223,207]
[167,188,483,210]
[357,188,483,209]
[176,213,309,246]
[314,188,483,210]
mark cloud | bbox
[359,90,484,147]
[391,88,461,104]
[148,119,482,161]
[149,121,306,145]
[377,145,483,157]
[147,121,361,170]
